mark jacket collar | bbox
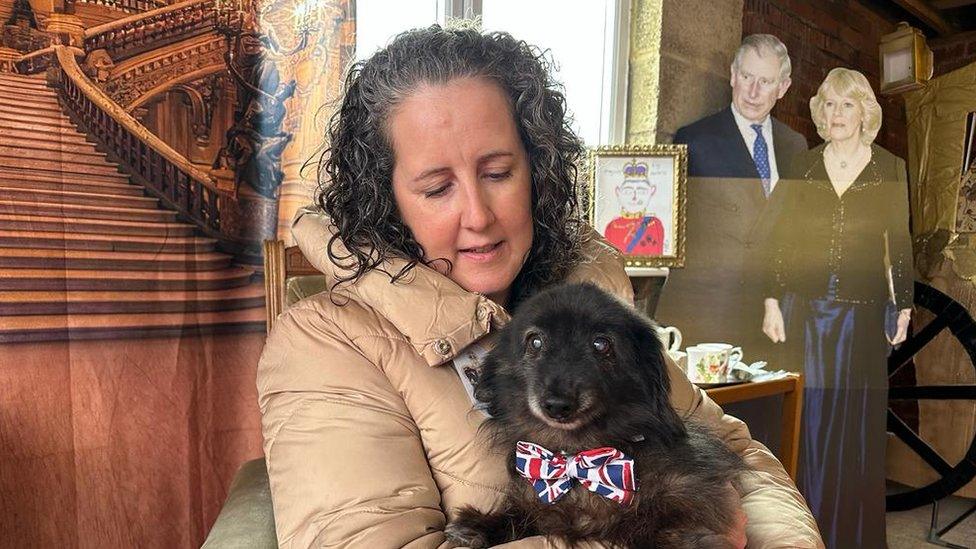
[719,107,758,178]
[291,206,633,367]
[801,142,885,195]
[721,106,792,189]
[770,117,794,174]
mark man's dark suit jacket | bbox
[654,106,808,359]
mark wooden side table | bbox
[704,374,804,480]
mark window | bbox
[355,0,440,61]
[482,0,629,145]
[354,0,630,145]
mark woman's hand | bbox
[888,308,912,345]
[762,298,786,343]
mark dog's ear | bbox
[630,315,686,441]
[631,317,670,394]
[473,354,497,405]
[474,352,517,420]
[475,323,524,407]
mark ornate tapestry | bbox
[955,112,976,232]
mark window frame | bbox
[357,0,631,145]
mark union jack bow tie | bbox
[515,441,637,505]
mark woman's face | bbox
[388,77,533,306]
[822,89,863,144]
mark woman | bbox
[761,67,913,548]
[259,24,822,548]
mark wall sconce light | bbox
[879,22,934,95]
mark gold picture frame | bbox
[587,144,687,269]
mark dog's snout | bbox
[542,395,576,421]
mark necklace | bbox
[827,143,867,171]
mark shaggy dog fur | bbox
[445,283,749,548]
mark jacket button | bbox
[435,339,452,356]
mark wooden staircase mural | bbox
[0,72,266,342]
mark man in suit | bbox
[656,34,807,357]
[655,33,808,451]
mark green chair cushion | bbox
[202,458,277,549]
[286,275,328,307]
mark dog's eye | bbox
[525,332,545,354]
[592,336,611,355]
[529,335,542,351]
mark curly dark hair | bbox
[316,23,586,306]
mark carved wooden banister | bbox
[76,0,168,13]
[83,0,215,61]
[13,46,56,75]
[51,46,228,240]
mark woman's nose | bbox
[460,184,496,231]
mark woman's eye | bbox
[424,184,450,198]
[484,171,512,182]
[592,336,611,355]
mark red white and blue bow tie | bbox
[514,441,637,505]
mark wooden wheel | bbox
[887,282,976,512]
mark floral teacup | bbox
[686,344,743,384]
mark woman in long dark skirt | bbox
[761,67,914,548]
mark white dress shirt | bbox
[730,103,780,192]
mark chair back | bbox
[262,240,323,333]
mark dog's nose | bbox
[542,396,576,420]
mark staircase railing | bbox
[50,46,227,239]
[14,46,56,75]
[76,0,168,13]
[83,0,214,61]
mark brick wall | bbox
[742,0,906,157]
[931,30,976,78]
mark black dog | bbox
[446,283,749,548]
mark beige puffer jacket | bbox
[257,208,824,548]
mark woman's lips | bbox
[459,241,503,262]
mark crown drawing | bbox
[623,159,649,180]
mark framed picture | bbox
[587,144,687,269]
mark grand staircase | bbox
[0,72,265,342]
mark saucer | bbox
[694,380,749,389]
